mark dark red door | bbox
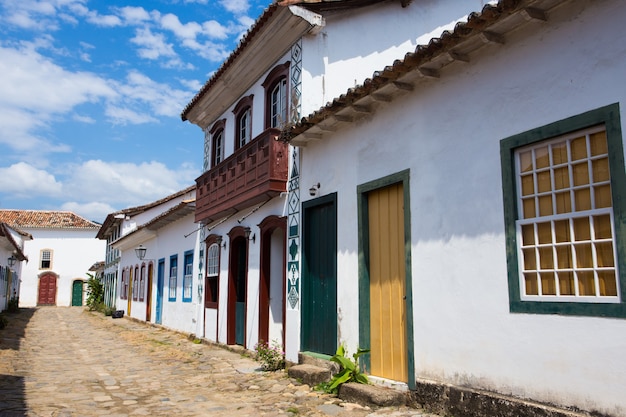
[38,273,57,305]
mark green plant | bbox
[85,273,104,311]
[254,339,285,371]
[7,296,19,313]
[0,314,7,329]
[322,344,370,394]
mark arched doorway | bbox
[146,263,153,322]
[71,279,84,306]
[227,227,249,346]
[38,273,58,306]
[258,215,287,348]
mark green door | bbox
[301,193,337,355]
[71,280,84,306]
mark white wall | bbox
[19,228,103,307]
[298,0,626,415]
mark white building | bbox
[0,222,31,311]
[0,210,104,307]
[98,186,201,335]
[283,0,626,416]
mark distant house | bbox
[282,0,626,415]
[0,210,104,307]
[0,222,31,311]
[97,186,200,334]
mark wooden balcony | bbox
[195,128,288,224]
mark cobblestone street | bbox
[0,307,438,417]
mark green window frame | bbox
[501,103,626,317]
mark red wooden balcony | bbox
[195,128,288,224]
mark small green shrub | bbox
[254,339,285,371]
[321,344,369,394]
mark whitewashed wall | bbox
[298,1,626,415]
[19,228,104,307]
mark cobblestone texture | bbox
[0,307,440,417]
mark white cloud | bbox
[86,11,122,27]
[219,0,250,14]
[105,105,158,125]
[60,201,116,223]
[131,27,177,60]
[0,163,63,198]
[116,6,152,25]
[160,13,202,40]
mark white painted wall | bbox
[298,1,626,415]
[19,228,104,307]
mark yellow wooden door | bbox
[368,182,408,382]
[127,268,133,315]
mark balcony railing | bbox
[195,128,288,224]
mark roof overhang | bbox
[282,0,563,145]
[181,5,324,129]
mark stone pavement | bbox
[0,307,440,417]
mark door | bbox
[156,259,164,324]
[368,182,408,382]
[146,263,153,322]
[38,273,57,305]
[127,268,133,315]
[228,237,247,346]
[259,216,286,347]
[71,280,84,306]
[301,193,337,355]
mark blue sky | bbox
[0,0,271,223]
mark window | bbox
[40,249,52,270]
[139,264,146,302]
[183,251,193,302]
[132,266,139,301]
[205,241,220,308]
[120,268,128,300]
[207,119,225,169]
[501,103,626,317]
[203,128,211,172]
[234,95,254,149]
[169,255,178,301]
[262,62,289,129]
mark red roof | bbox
[0,210,100,229]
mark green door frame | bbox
[357,169,415,389]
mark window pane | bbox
[577,271,596,296]
[555,191,572,214]
[571,136,587,160]
[521,174,534,196]
[538,195,553,216]
[589,131,608,156]
[572,162,589,186]
[538,247,554,269]
[556,245,572,268]
[523,248,536,270]
[553,166,569,189]
[551,142,568,165]
[594,214,612,239]
[523,198,536,219]
[540,272,556,295]
[575,243,593,268]
[537,171,551,193]
[592,157,609,182]
[598,271,618,296]
[595,242,614,267]
[521,224,535,245]
[573,217,591,241]
[524,273,538,295]
[554,220,570,243]
[574,188,591,211]
[535,146,550,169]
[594,184,612,208]
[519,150,533,172]
[537,222,552,244]
[558,271,575,295]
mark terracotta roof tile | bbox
[0,210,100,229]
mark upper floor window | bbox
[234,95,254,149]
[262,62,290,129]
[40,249,52,270]
[206,119,225,170]
[501,103,626,318]
[183,251,193,302]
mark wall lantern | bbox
[135,245,147,261]
[244,227,256,243]
[216,235,227,250]
[7,255,16,267]
[309,183,321,196]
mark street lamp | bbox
[134,245,147,260]
[7,255,16,267]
